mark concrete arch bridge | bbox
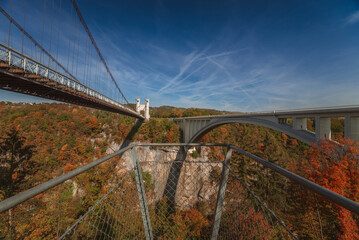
[172,105,359,144]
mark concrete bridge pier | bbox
[293,117,307,130]
[315,117,331,139]
[345,116,359,142]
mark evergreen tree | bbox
[0,126,35,239]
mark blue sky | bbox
[1,0,359,112]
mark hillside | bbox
[150,105,233,118]
[0,102,358,239]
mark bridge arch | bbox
[185,117,316,144]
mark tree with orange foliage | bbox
[158,208,210,239]
[167,127,175,143]
[88,117,100,131]
[304,138,359,239]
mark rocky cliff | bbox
[111,144,222,209]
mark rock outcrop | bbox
[113,144,221,209]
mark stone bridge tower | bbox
[136,98,150,120]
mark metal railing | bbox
[1,143,358,239]
[0,43,140,117]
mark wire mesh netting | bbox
[1,145,298,239]
[139,158,223,239]
[216,169,297,240]
[59,145,295,239]
[59,171,146,239]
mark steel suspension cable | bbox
[7,0,12,47]
[0,7,80,82]
[82,33,88,85]
[85,37,90,86]
[70,0,129,105]
[2,11,6,43]
[67,6,73,72]
[21,0,27,53]
[56,0,62,69]
[86,46,92,87]
[88,46,93,89]
[40,0,46,62]
[48,0,54,66]
[71,14,77,74]
[75,16,80,77]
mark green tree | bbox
[0,126,35,239]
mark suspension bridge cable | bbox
[40,0,46,62]
[56,0,62,70]
[71,14,77,75]
[48,0,54,66]
[75,18,80,77]
[2,11,6,43]
[7,0,12,47]
[88,46,93,89]
[88,46,92,88]
[85,36,89,86]
[21,0,27,53]
[70,0,129,105]
[95,56,98,92]
[86,45,92,87]
[0,7,80,82]
[67,6,73,72]
[82,33,88,85]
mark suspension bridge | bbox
[1,1,359,239]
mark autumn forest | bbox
[0,102,358,239]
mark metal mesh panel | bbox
[60,171,145,239]
[1,145,299,239]
[140,158,223,239]
[216,169,297,240]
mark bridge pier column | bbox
[144,99,150,120]
[315,117,331,139]
[345,116,359,143]
[201,120,206,129]
[293,117,307,130]
[184,119,191,143]
[278,118,288,124]
[189,121,195,142]
[136,98,140,113]
[345,115,351,140]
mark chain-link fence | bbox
[2,143,358,239]
[56,145,295,239]
[59,171,146,239]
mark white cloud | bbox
[346,11,359,24]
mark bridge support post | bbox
[293,117,307,130]
[346,116,359,143]
[211,148,233,240]
[315,117,331,139]
[136,98,150,120]
[131,148,153,240]
[278,118,288,124]
[145,99,150,120]
[184,119,190,142]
